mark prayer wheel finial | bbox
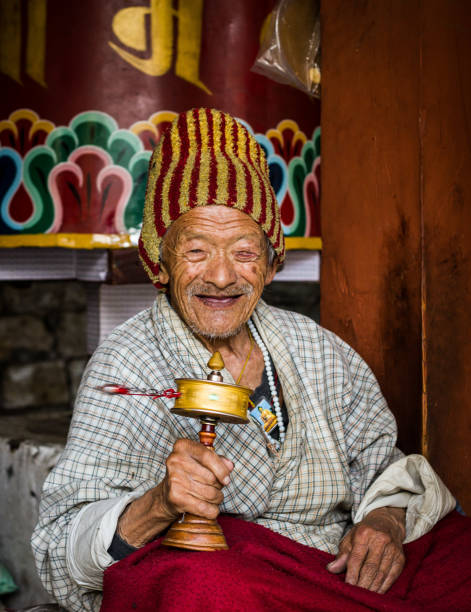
[207,351,224,382]
[208,351,224,371]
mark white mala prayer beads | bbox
[248,320,286,444]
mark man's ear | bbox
[158,261,170,285]
[264,261,278,286]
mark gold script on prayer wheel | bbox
[172,378,251,424]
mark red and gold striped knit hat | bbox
[138,108,285,286]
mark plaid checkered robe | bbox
[32,294,402,611]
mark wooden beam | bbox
[320,0,423,454]
[421,0,471,511]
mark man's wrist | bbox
[108,530,138,561]
[116,503,133,542]
[364,506,406,541]
[116,484,176,548]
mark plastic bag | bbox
[252,0,321,98]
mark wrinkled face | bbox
[159,206,277,339]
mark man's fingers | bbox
[344,532,369,586]
[378,552,405,594]
[355,533,388,590]
[170,493,220,520]
[326,552,348,574]
[181,493,222,520]
[345,529,404,592]
[170,439,233,486]
[327,532,352,573]
[162,439,234,520]
[331,509,406,593]
[165,477,224,518]
[187,480,225,506]
[182,459,223,488]
[366,549,394,592]
[221,456,234,473]
[368,541,401,592]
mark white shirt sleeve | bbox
[353,454,456,542]
[66,492,142,590]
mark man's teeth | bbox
[197,295,241,303]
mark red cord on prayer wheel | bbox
[96,384,181,399]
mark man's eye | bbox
[184,249,206,261]
[236,251,258,261]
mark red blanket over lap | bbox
[101,512,471,612]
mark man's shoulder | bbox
[260,301,337,344]
[81,300,171,393]
[89,303,163,374]
[101,306,154,350]
[259,301,359,364]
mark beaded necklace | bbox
[247,319,286,444]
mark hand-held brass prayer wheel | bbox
[172,352,250,425]
[161,352,251,552]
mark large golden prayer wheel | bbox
[172,378,251,424]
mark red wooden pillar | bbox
[421,0,471,509]
[321,0,471,511]
[320,1,423,454]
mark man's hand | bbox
[327,506,406,593]
[160,438,233,519]
[117,438,233,547]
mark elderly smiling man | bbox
[33,109,461,611]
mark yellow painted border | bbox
[0,233,134,249]
[0,234,322,250]
[285,237,322,250]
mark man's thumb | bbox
[326,552,348,574]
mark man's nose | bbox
[202,250,237,288]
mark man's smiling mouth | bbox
[195,295,243,307]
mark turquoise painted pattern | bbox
[0,109,320,238]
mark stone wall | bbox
[0,280,90,607]
[0,281,90,414]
